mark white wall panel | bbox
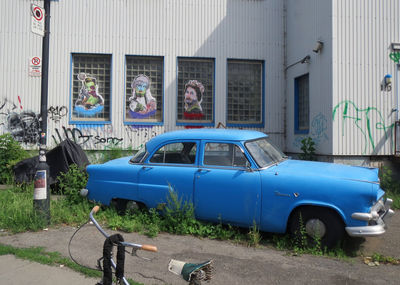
[333,0,400,155]
[1,0,285,151]
[285,0,333,155]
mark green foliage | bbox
[0,134,30,184]
[298,137,316,161]
[0,186,47,233]
[379,166,400,209]
[370,253,400,265]
[0,244,102,279]
[247,221,261,247]
[96,143,132,164]
[161,188,199,235]
[56,164,88,204]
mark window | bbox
[294,74,309,133]
[245,137,286,168]
[203,143,249,167]
[227,60,263,126]
[71,54,111,122]
[149,142,197,164]
[177,58,214,125]
[125,56,163,123]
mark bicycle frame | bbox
[89,206,157,285]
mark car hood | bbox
[272,159,379,184]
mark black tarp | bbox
[13,139,89,185]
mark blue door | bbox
[138,141,198,208]
[194,142,261,227]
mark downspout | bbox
[397,64,400,122]
[283,0,288,151]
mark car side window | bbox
[203,143,249,167]
[149,142,197,164]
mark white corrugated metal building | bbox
[1,0,399,165]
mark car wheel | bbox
[112,199,146,215]
[111,199,128,215]
[289,207,344,249]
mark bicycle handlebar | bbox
[89,206,158,252]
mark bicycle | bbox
[82,205,214,285]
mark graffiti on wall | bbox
[51,126,123,146]
[5,111,40,144]
[48,106,68,122]
[332,100,394,154]
[293,113,329,148]
[389,52,400,63]
[0,98,40,144]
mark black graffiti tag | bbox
[48,106,68,122]
[52,126,92,145]
[94,136,123,145]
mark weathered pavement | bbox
[0,213,399,285]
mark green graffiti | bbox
[389,52,400,63]
[332,100,394,154]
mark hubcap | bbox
[305,219,326,238]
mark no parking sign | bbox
[31,4,45,36]
[29,56,42,77]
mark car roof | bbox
[146,129,267,150]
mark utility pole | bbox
[33,0,51,224]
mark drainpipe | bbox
[397,64,400,121]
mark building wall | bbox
[332,0,400,156]
[285,0,333,155]
[0,0,285,151]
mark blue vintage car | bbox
[83,129,394,247]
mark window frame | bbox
[69,53,112,125]
[202,142,250,168]
[226,59,265,128]
[294,73,310,134]
[148,141,198,165]
[176,57,215,127]
[123,55,165,126]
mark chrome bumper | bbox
[346,198,395,237]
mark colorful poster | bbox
[74,73,105,116]
[128,74,157,119]
[33,170,47,200]
[183,80,204,120]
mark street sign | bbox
[31,4,45,36]
[29,56,42,77]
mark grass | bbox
[0,243,102,278]
[0,243,144,285]
[0,176,397,282]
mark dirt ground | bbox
[0,213,399,285]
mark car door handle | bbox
[198,169,211,173]
[142,166,154,169]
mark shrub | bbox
[96,143,132,164]
[0,134,29,184]
[379,166,400,209]
[56,164,88,204]
[299,137,316,161]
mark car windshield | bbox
[245,137,287,168]
[130,145,147,163]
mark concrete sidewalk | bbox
[0,254,98,285]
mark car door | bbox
[194,141,261,227]
[137,141,199,209]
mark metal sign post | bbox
[33,0,51,224]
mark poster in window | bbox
[183,80,204,120]
[74,73,105,117]
[128,74,157,119]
